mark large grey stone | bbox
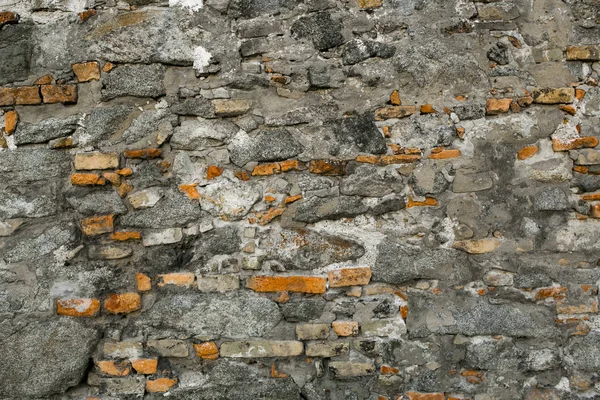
[122,108,176,144]
[135,292,281,339]
[3,223,79,263]
[228,129,304,166]
[101,64,167,101]
[120,188,201,228]
[342,39,396,65]
[0,319,100,398]
[280,296,326,322]
[293,196,368,223]
[83,105,135,146]
[452,170,493,193]
[171,118,239,150]
[340,165,404,197]
[185,226,241,267]
[291,12,344,51]
[0,149,70,183]
[65,189,127,215]
[0,23,32,85]
[13,116,80,145]
[566,333,600,371]
[263,228,365,270]
[0,185,56,218]
[331,114,387,155]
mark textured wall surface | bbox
[1,0,600,398]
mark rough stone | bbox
[331,114,387,155]
[291,12,344,51]
[101,64,166,101]
[13,116,80,145]
[229,129,304,166]
[171,118,239,149]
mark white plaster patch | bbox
[142,228,183,246]
[169,0,203,12]
[193,46,212,75]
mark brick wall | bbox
[1,0,600,398]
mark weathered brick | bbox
[452,238,500,254]
[212,99,252,116]
[197,274,240,292]
[332,321,359,337]
[246,276,327,294]
[380,365,400,375]
[0,87,16,106]
[70,173,106,186]
[296,324,330,340]
[15,86,42,105]
[378,154,421,165]
[81,214,114,236]
[72,61,100,82]
[328,267,372,287]
[329,361,375,378]
[357,0,382,9]
[552,137,598,151]
[131,358,158,375]
[74,152,119,170]
[78,9,97,22]
[532,88,574,104]
[179,183,200,199]
[220,340,303,357]
[136,272,152,292]
[566,45,600,61]
[146,377,177,393]
[309,160,347,176]
[4,110,17,134]
[517,145,538,160]
[111,231,141,241]
[429,148,461,159]
[194,342,219,360]
[103,293,141,314]
[96,360,131,376]
[406,196,439,208]
[206,165,224,180]
[123,148,162,159]
[56,298,100,317]
[252,163,281,176]
[306,341,349,357]
[40,85,77,104]
[157,272,195,287]
[374,105,416,120]
[0,11,19,26]
[485,98,512,115]
[146,340,189,357]
[34,75,52,85]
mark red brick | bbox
[246,276,327,294]
[81,214,114,236]
[104,293,142,314]
[56,298,100,317]
[328,267,372,287]
[71,173,106,186]
[40,85,77,104]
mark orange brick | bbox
[389,90,401,105]
[120,182,134,197]
[582,193,600,201]
[456,127,465,139]
[252,163,281,176]
[158,273,195,287]
[400,305,409,319]
[102,62,114,72]
[179,183,200,200]
[591,203,600,218]
[552,137,598,151]
[206,165,223,180]
[328,267,372,287]
[111,231,141,241]
[576,89,586,101]
[56,298,100,317]
[123,148,162,159]
[535,286,567,301]
[0,11,18,26]
[284,194,302,204]
[517,145,538,160]
[104,293,141,314]
[146,377,177,393]
[136,272,151,292]
[246,276,327,294]
[4,110,17,134]
[429,149,461,159]
[374,105,416,120]
[116,167,133,176]
[380,365,400,375]
[332,321,359,337]
[0,88,16,106]
[419,104,436,114]
[280,159,304,172]
[255,207,285,226]
[406,392,446,400]
[40,85,77,104]
[378,154,421,165]
[101,172,121,186]
[265,195,277,202]
[235,170,250,180]
[271,363,287,378]
[559,105,577,115]
[194,342,219,360]
[34,75,53,85]
[81,214,114,236]
[96,360,131,376]
[78,9,97,22]
[72,61,100,82]
[71,173,106,186]
[406,197,438,208]
[131,358,158,375]
[485,98,512,115]
[15,86,41,105]
[49,136,73,149]
[309,159,347,175]
[574,165,589,174]
[355,155,379,164]
[357,0,382,9]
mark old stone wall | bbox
[1,0,600,398]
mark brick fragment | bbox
[104,292,141,314]
[70,172,106,186]
[357,0,382,8]
[75,152,119,170]
[576,89,586,101]
[123,148,162,159]
[380,365,400,375]
[235,170,250,180]
[591,203,600,219]
[329,361,375,378]
[102,172,121,186]
[49,136,73,149]
[157,272,195,287]
[212,99,251,116]
[429,149,461,159]
[280,159,304,172]
[72,61,101,82]
[559,105,577,115]
[328,267,372,287]
[15,86,42,105]
[131,358,158,375]
[419,104,436,114]
[179,183,200,199]
[0,11,19,26]
[136,272,151,292]
[194,342,219,360]
[81,214,114,236]
[78,9,97,22]
[255,207,285,225]
[111,231,141,241]
[374,105,416,120]
[206,165,223,180]
[56,298,100,317]
[246,275,327,294]
[332,321,359,337]
[532,88,575,104]
[378,154,421,165]
[566,45,600,61]
[389,90,401,105]
[41,85,77,104]
[452,238,500,254]
[0,88,16,106]
[147,339,189,357]
[252,163,281,176]
[406,393,446,400]
[552,137,598,151]
[517,145,538,160]
[309,159,347,175]
[96,360,131,376]
[485,98,512,114]
[406,197,438,208]
[34,75,53,85]
[146,377,177,393]
[4,110,17,134]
